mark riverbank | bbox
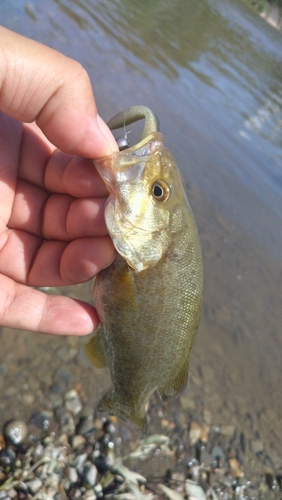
[241,0,282,29]
[1,387,282,500]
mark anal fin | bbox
[84,328,108,368]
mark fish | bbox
[85,105,203,432]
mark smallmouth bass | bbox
[86,106,203,432]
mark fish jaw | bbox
[94,132,188,272]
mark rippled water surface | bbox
[1,0,282,454]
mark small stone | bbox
[5,420,28,445]
[180,396,196,411]
[25,478,43,494]
[228,458,244,478]
[55,407,75,435]
[211,445,226,463]
[94,454,110,473]
[0,364,7,374]
[67,466,78,484]
[76,416,96,436]
[0,434,5,451]
[74,452,88,472]
[82,462,98,487]
[56,367,74,384]
[251,439,264,454]
[189,422,202,445]
[84,490,97,500]
[21,393,35,405]
[64,389,82,415]
[7,488,18,499]
[94,484,103,498]
[57,345,78,363]
[50,384,64,394]
[71,434,87,449]
[189,422,203,445]
[29,411,54,431]
[0,446,16,465]
[203,409,212,426]
[200,448,214,467]
[220,425,235,438]
[185,479,206,500]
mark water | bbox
[0,0,282,454]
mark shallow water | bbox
[1,0,282,458]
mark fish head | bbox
[94,132,188,272]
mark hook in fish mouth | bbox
[107,105,160,150]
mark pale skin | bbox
[0,26,119,335]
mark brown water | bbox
[1,0,282,458]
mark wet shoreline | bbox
[1,385,282,500]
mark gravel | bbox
[0,387,282,500]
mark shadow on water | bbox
[1,0,282,457]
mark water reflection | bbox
[49,0,282,152]
[242,84,282,147]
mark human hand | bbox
[0,26,118,335]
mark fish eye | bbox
[151,180,170,202]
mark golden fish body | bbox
[86,106,203,432]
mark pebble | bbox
[21,393,35,406]
[56,367,74,384]
[82,462,98,487]
[6,489,17,499]
[76,416,96,436]
[64,389,83,415]
[67,466,79,483]
[180,396,196,411]
[94,484,103,498]
[0,388,278,500]
[29,411,54,431]
[4,420,28,445]
[56,345,78,363]
[211,445,226,463]
[0,434,5,451]
[0,446,16,466]
[71,434,87,449]
[25,477,43,494]
[251,439,264,454]
[74,452,88,472]
[189,422,207,445]
[220,424,236,438]
[54,407,75,435]
[0,364,7,375]
[228,457,244,478]
[203,409,212,426]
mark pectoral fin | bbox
[84,329,108,368]
[158,363,189,401]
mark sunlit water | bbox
[1,0,282,455]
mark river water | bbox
[1,0,282,458]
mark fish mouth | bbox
[94,132,164,185]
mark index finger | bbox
[0,26,118,158]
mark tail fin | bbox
[98,390,147,434]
